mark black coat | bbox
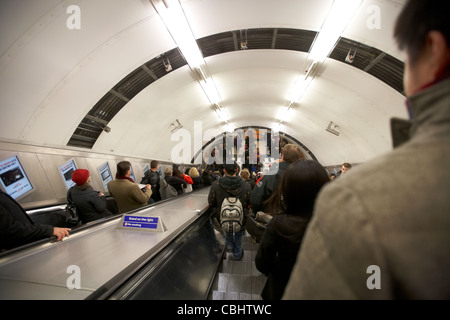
[164,175,187,195]
[191,176,204,190]
[245,178,256,190]
[255,213,310,300]
[250,161,290,213]
[69,185,112,223]
[207,175,252,223]
[202,173,213,186]
[0,190,53,251]
[140,170,161,201]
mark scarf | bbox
[116,176,135,183]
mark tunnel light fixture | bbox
[278,106,292,123]
[272,122,282,133]
[215,105,229,123]
[151,0,228,125]
[151,0,205,69]
[199,77,222,106]
[225,123,233,133]
[288,75,313,105]
[308,0,363,63]
[281,0,362,128]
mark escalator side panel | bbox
[109,214,226,300]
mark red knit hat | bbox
[72,169,90,186]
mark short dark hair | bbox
[116,161,131,177]
[224,162,238,175]
[394,0,450,64]
[150,160,159,169]
[342,162,352,169]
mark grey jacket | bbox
[283,78,450,299]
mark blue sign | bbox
[123,216,159,229]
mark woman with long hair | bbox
[255,160,329,300]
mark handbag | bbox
[183,183,193,193]
[66,188,81,226]
[159,178,177,200]
[245,210,272,243]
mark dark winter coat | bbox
[250,161,290,213]
[69,185,112,223]
[207,175,252,224]
[0,190,53,251]
[255,213,310,300]
[165,175,187,195]
[140,170,161,201]
[191,176,204,190]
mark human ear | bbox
[426,31,450,80]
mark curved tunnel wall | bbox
[0,140,183,209]
[67,28,405,153]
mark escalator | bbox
[208,232,266,300]
[94,214,266,300]
[95,210,226,300]
[0,187,266,300]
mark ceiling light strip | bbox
[276,0,362,131]
[151,0,228,125]
[308,0,363,63]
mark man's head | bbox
[281,144,303,163]
[223,162,239,176]
[116,161,131,178]
[150,160,159,170]
[394,0,450,96]
[341,162,352,174]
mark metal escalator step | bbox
[208,233,266,300]
[211,290,260,300]
[215,272,266,296]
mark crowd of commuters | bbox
[0,160,212,251]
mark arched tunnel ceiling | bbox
[68,29,404,150]
[0,0,409,167]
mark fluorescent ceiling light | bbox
[278,106,293,122]
[288,76,313,104]
[151,0,228,125]
[216,107,229,123]
[308,0,363,63]
[151,0,204,69]
[224,123,233,132]
[272,122,282,133]
[199,77,222,105]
